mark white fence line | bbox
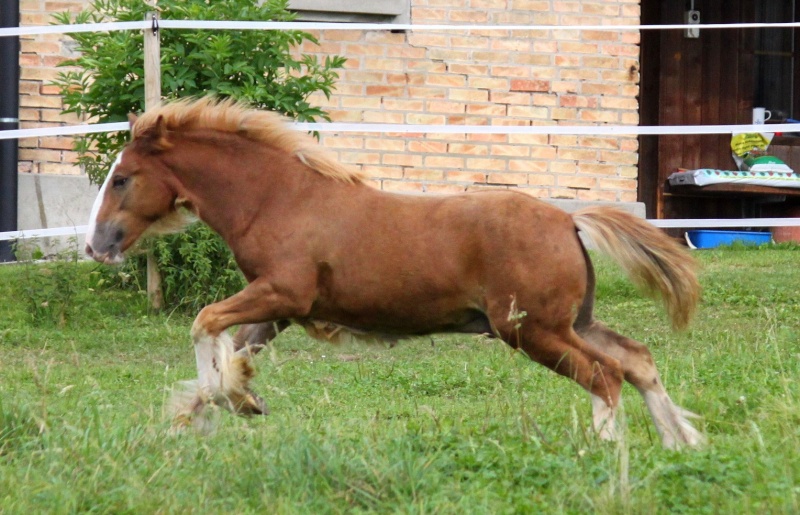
[5,20,800,38]
[1,122,129,140]
[0,226,89,242]
[4,218,800,244]
[5,121,800,141]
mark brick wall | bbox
[19,0,642,202]
[18,0,84,175]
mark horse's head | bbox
[85,115,187,264]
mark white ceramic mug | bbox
[753,107,772,125]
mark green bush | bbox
[13,238,81,327]
[53,0,346,311]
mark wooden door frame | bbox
[638,0,661,219]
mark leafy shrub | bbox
[126,224,247,313]
[13,239,81,327]
[52,0,345,311]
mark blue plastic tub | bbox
[685,230,772,249]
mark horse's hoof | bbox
[169,414,192,434]
[233,389,269,416]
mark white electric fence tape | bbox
[4,219,800,242]
[5,122,800,141]
[6,20,800,38]
[1,122,129,140]
[0,226,89,242]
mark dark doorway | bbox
[638,0,800,221]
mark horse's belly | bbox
[306,290,492,337]
[298,306,494,346]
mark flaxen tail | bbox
[572,206,699,330]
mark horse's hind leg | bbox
[504,319,625,442]
[576,320,704,449]
[232,320,290,354]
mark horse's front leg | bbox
[170,280,309,429]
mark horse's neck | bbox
[164,135,351,245]
[165,137,304,241]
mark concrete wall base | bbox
[17,173,97,257]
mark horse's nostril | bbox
[115,229,124,243]
[85,244,94,257]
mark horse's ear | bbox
[138,114,172,152]
[127,113,139,128]
[153,115,172,150]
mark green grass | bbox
[1,248,799,514]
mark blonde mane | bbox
[131,97,365,184]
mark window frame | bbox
[287,0,410,24]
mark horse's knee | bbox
[191,305,224,340]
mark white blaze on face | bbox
[85,152,123,253]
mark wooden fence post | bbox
[144,10,164,311]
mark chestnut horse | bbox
[85,98,703,448]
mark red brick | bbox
[449,9,488,22]
[426,100,466,114]
[338,152,381,165]
[487,172,526,185]
[409,141,448,153]
[466,104,506,116]
[365,85,406,97]
[424,156,464,169]
[404,169,445,181]
[364,32,406,45]
[365,138,406,152]
[490,91,531,105]
[451,36,489,49]
[468,77,508,90]
[408,87,446,99]
[446,171,487,183]
[381,180,424,193]
[383,153,423,167]
[425,74,467,87]
[490,145,530,157]
[510,79,550,92]
[426,183,469,194]
[39,136,74,150]
[448,143,489,155]
[558,176,596,190]
[362,166,404,180]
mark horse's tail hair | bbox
[572,206,699,330]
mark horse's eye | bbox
[112,176,129,189]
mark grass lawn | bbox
[1,248,799,513]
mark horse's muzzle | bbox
[85,245,125,265]
[85,222,126,264]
